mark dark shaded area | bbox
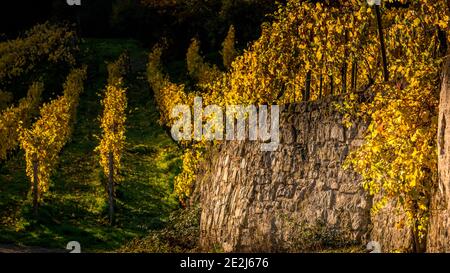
[0,1,53,39]
[1,0,281,59]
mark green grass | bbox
[0,39,182,252]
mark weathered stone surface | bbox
[427,58,450,252]
[191,95,412,252]
[371,198,413,252]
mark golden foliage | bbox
[0,82,43,160]
[18,68,87,202]
[64,66,88,131]
[107,51,131,86]
[151,0,450,236]
[97,54,128,179]
[0,22,78,85]
[186,38,221,84]
[148,45,190,126]
[344,0,449,241]
[221,25,238,69]
[19,96,72,198]
[174,146,202,204]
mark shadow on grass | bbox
[0,39,182,252]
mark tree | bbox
[97,55,128,225]
[19,67,86,216]
[221,25,238,69]
[0,82,43,161]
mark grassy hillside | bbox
[0,39,182,252]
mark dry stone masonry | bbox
[192,95,414,252]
